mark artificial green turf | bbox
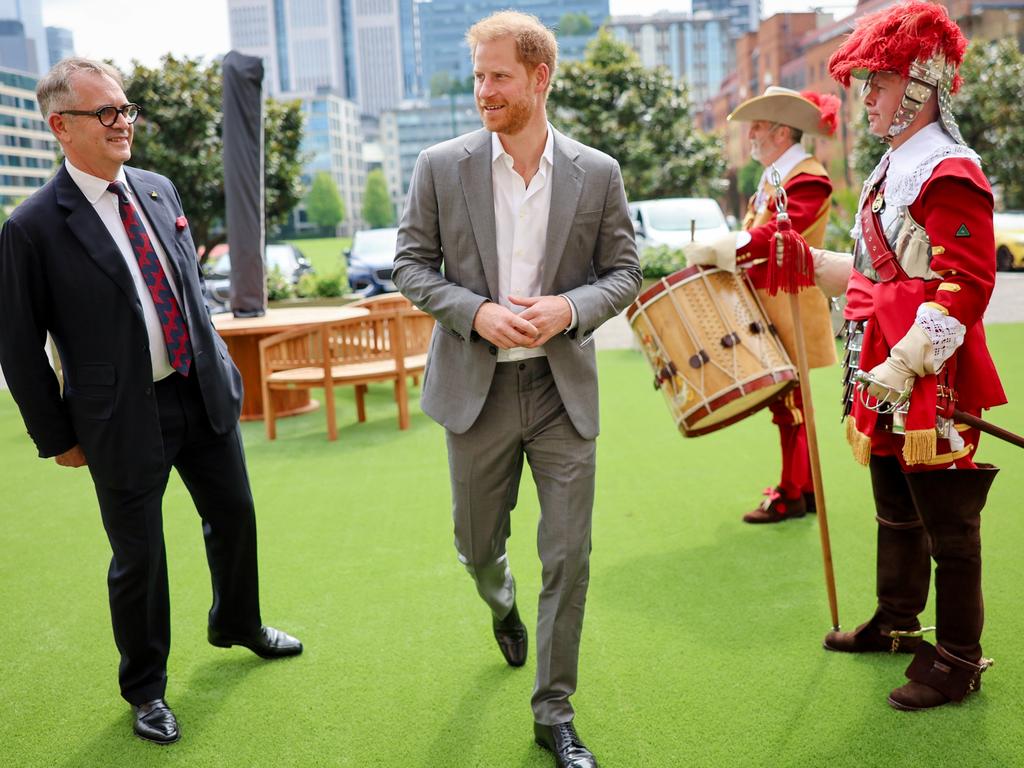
[285,237,352,278]
[1,324,1022,767]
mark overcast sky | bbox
[42,0,858,70]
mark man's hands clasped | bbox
[473,295,572,350]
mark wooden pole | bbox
[788,292,841,631]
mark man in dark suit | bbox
[0,58,301,745]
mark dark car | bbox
[346,227,400,297]
[204,243,314,313]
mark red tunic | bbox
[738,172,833,286]
[844,157,1007,467]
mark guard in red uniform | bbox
[818,0,1006,711]
[686,87,839,523]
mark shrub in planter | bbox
[640,244,686,279]
[313,272,344,298]
[266,265,294,300]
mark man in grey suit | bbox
[393,12,641,768]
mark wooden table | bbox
[213,306,369,421]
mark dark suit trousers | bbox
[92,372,261,705]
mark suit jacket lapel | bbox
[542,130,584,294]
[125,168,190,293]
[55,166,140,308]
[458,129,499,300]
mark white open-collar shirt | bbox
[491,126,555,362]
[65,159,183,381]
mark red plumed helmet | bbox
[799,91,841,137]
[828,0,967,92]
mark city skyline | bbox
[41,0,857,71]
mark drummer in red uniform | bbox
[812,0,1006,710]
[686,87,840,523]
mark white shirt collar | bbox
[65,159,128,205]
[758,142,811,191]
[491,124,555,170]
[887,121,955,178]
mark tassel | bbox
[846,418,872,466]
[767,213,815,296]
[902,429,938,465]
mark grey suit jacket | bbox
[393,127,641,439]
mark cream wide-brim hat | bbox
[727,86,830,136]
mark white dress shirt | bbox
[65,160,183,381]
[491,127,555,362]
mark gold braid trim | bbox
[847,419,871,466]
[902,429,938,465]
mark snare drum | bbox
[627,265,797,437]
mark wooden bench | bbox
[350,292,413,313]
[258,308,434,440]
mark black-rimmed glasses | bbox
[57,103,142,127]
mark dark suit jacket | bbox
[0,164,243,490]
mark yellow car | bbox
[995,211,1024,271]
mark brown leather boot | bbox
[905,464,999,661]
[824,620,924,653]
[742,486,806,523]
[886,464,1000,709]
[823,456,931,653]
[888,642,990,710]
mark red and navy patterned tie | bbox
[108,181,192,376]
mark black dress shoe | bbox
[132,699,180,744]
[208,625,303,658]
[493,603,527,667]
[534,721,598,768]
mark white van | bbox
[628,197,731,249]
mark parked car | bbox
[994,211,1024,271]
[346,227,400,296]
[203,243,314,313]
[628,197,731,249]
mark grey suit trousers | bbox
[446,357,596,725]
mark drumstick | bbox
[690,219,696,243]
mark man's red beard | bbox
[478,94,534,135]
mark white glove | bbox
[683,233,738,272]
[810,247,854,297]
[859,323,934,401]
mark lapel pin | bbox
[150,190,159,199]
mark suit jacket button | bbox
[145,386,152,396]
[488,345,497,355]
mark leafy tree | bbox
[737,158,761,200]
[430,71,473,98]
[957,39,1024,209]
[362,169,395,228]
[124,55,304,259]
[550,30,725,201]
[305,171,345,233]
[558,12,594,37]
[852,109,887,184]
[264,97,305,239]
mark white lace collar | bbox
[852,122,981,239]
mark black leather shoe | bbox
[208,625,303,658]
[493,603,527,667]
[132,699,180,744]
[534,721,598,768]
